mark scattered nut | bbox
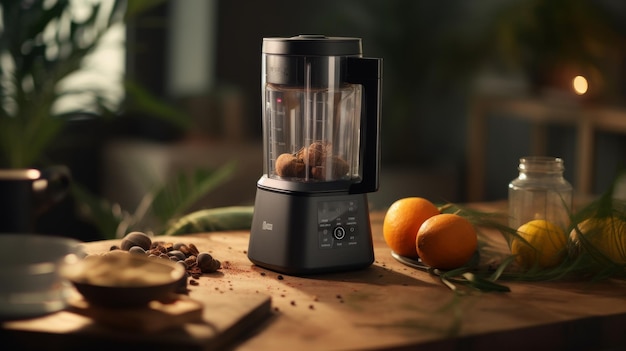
[168,250,186,261]
[128,246,146,255]
[188,243,200,256]
[197,252,221,273]
[113,232,221,283]
[275,153,305,177]
[275,141,348,180]
[120,232,152,251]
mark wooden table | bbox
[3,210,626,351]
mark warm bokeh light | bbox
[572,75,588,95]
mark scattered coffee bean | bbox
[188,243,200,256]
[116,231,222,281]
[168,250,186,261]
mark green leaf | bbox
[124,80,192,130]
[440,275,459,293]
[164,206,254,236]
[71,183,124,240]
[490,255,516,281]
[435,268,511,293]
[124,0,168,20]
[150,162,237,225]
[461,272,511,292]
[0,0,169,168]
[72,161,236,239]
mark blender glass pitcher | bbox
[260,35,380,193]
[265,83,360,182]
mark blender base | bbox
[247,187,375,275]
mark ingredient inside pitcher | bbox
[275,141,349,181]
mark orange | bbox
[416,213,477,270]
[383,197,440,258]
[512,219,566,269]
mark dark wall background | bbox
[211,0,626,200]
[34,0,626,240]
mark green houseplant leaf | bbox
[0,0,177,168]
[0,0,219,240]
[74,161,237,239]
[150,162,238,226]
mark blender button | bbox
[319,236,332,248]
[333,227,346,240]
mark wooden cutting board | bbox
[67,294,205,333]
[1,284,272,351]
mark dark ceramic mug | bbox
[0,166,71,233]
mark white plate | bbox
[0,283,74,320]
[0,234,82,320]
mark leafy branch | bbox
[420,171,626,292]
[72,161,239,240]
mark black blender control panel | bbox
[318,200,360,249]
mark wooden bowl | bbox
[64,251,186,308]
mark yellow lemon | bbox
[512,219,567,269]
[569,217,626,265]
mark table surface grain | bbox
[3,206,626,351]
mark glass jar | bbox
[508,156,573,232]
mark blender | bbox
[248,35,382,275]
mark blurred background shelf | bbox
[467,94,626,201]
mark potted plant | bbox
[0,0,241,239]
[0,0,189,169]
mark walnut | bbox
[311,156,349,180]
[275,153,305,177]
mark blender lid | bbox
[263,35,362,56]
